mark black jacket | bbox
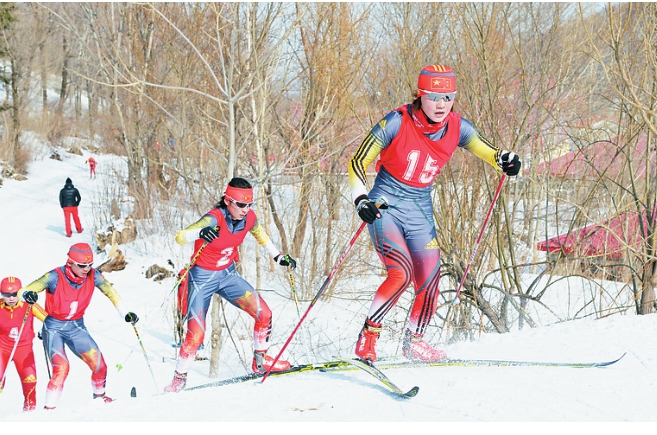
[59,180,81,208]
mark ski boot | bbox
[93,393,114,403]
[402,329,446,362]
[252,350,291,374]
[164,371,187,393]
[355,318,382,362]
[23,398,36,412]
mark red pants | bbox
[0,344,37,409]
[63,206,82,237]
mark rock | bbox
[97,241,127,273]
[67,146,83,156]
[145,264,174,281]
[95,216,137,251]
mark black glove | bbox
[355,195,381,224]
[274,254,297,270]
[125,312,139,324]
[22,291,38,305]
[37,331,43,341]
[498,151,521,176]
[199,226,219,243]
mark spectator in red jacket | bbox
[0,276,47,412]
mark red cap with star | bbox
[417,65,456,95]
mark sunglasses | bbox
[73,262,93,269]
[424,92,456,102]
[231,200,253,209]
[1,292,18,298]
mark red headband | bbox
[225,186,253,204]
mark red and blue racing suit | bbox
[348,104,502,335]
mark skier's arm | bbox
[250,220,284,258]
[19,271,57,304]
[175,215,217,245]
[459,119,503,171]
[21,273,52,294]
[95,272,130,318]
[348,111,401,203]
[31,303,48,322]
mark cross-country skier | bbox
[164,177,297,393]
[0,277,47,412]
[19,243,139,409]
[348,64,521,363]
[85,157,97,179]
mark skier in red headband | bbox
[164,177,297,393]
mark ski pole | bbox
[132,324,159,392]
[0,308,31,392]
[40,331,51,379]
[160,241,208,310]
[452,173,507,304]
[287,266,301,317]
[262,220,370,383]
[286,266,313,361]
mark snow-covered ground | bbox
[1,144,656,432]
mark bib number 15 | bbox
[403,150,439,184]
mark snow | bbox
[1,144,656,432]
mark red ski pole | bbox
[452,174,507,304]
[0,308,30,392]
[261,220,369,383]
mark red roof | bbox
[537,211,653,259]
[534,136,653,179]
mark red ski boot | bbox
[23,398,36,412]
[402,329,446,362]
[354,319,382,362]
[252,350,291,374]
[93,393,114,403]
[164,371,187,393]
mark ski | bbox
[335,357,419,398]
[185,359,354,391]
[373,352,626,369]
[183,353,625,392]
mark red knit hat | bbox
[1,276,22,294]
[68,243,94,264]
[417,65,456,95]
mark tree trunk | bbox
[208,294,224,377]
[639,260,657,314]
[58,35,68,113]
[10,57,20,169]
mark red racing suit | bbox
[0,301,47,409]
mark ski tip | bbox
[403,386,420,398]
[609,352,627,364]
[130,387,136,398]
